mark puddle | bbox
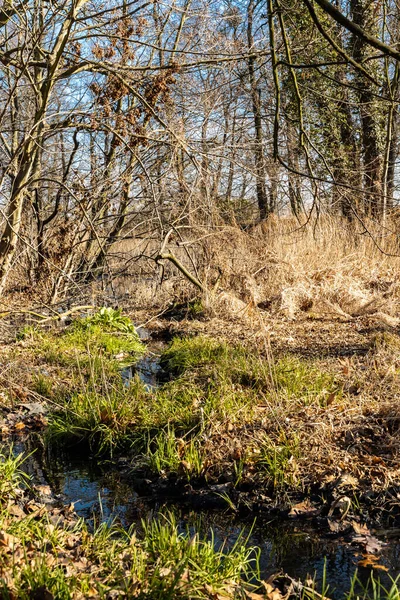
[8,434,400,598]
[6,328,400,596]
[121,334,166,390]
[121,353,164,390]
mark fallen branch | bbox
[0,305,95,323]
[156,251,204,291]
[36,305,95,323]
[156,229,204,291]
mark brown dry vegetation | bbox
[112,215,400,324]
[1,216,400,524]
[110,215,400,520]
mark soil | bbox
[1,305,400,593]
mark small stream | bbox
[11,434,400,598]
[10,428,400,599]
[7,340,400,598]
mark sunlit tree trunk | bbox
[247,0,268,220]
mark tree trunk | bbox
[350,0,383,217]
[247,0,268,221]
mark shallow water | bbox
[121,353,164,391]
[11,433,400,598]
[7,340,400,597]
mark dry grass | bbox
[3,215,400,522]
[108,215,400,327]
[198,214,400,322]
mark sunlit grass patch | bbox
[138,513,259,596]
[256,432,300,489]
[16,308,145,370]
[160,335,230,375]
[8,330,339,491]
[273,355,340,406]
[9,309,146,407]
[146,427,206,479]
[48,376,148,454]
[0,451,260,599]
[45,335,337,477]
[0,450,29,498]
[161,335,339,406]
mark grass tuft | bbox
[0,450,260,599]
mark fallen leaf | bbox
[358,554,388,571]
[0,530,19,550]
[326,392,336,406]
[179,460,192,472]
[289,501,320,518]
[244,592,265,600]
[14,422,25,431]
[365,535,385,554]
[328,519,340,533]
[8,504,25,518]
[351,521,370,536]
[203,583,235,600]
[260,581,283,600]
[337,474,359,488]
[34,485,52,496]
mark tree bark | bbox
[247,0,268,220]
[350,0,383,217]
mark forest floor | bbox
[0,302,399,598]
[143,308,400,521]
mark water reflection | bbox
[10,434,400,599]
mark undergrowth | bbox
[0,450,397,599]
[46,334,340,490]
[3,312,345,491]
[0,449,260,599]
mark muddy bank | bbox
[6,432,400,600]
[1,307,400,597]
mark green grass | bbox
[48,376,148,454]
[160,336,230,375]
[13,308,145,407]
[45,334,338,491]
[0,450,29,497]
[146,427,206,478]
[301,568,400,600]
[17,308,145,370]
[160,335,339,406]
[347,573,400,600]
[11,330,340,492]
[0,450,260,599]
[0,450,398,599]
[47,359,258,458]
[257,432,300,489]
